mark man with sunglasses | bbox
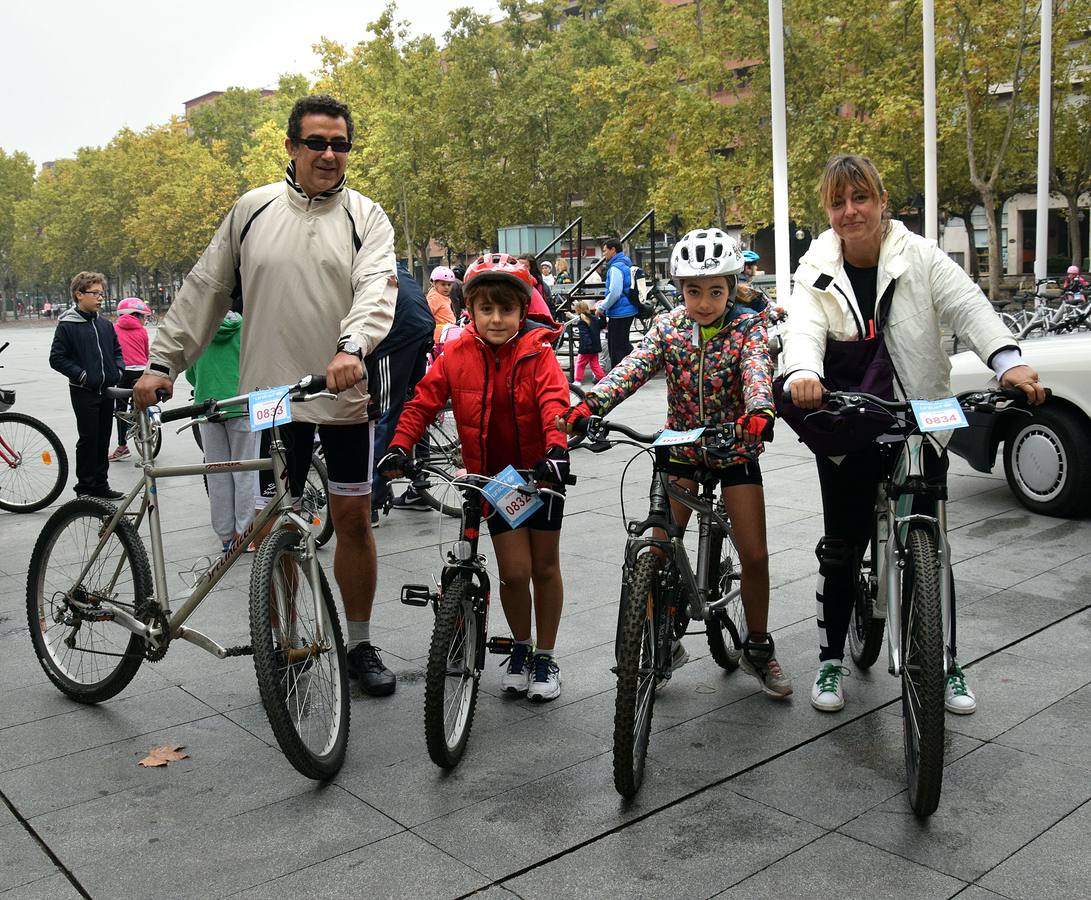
[135,95,401,697]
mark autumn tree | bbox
[1050,3,1091,267]
[0,148,35,318]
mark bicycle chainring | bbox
[138,602,171,662]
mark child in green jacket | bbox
[184,312,258,553]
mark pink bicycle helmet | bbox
[117,297,152,315]
[430,266,457,283]
[1067,265,1080,276]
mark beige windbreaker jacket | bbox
[148,180,398,424]
[782,220,1016,402]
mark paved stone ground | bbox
[1,320,1089,900]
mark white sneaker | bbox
[811,660,848,712]
[527,653,561,702]
[655,640,689,692]
[500,642,533,695]
[944,662,977,714]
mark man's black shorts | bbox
[258,421,374,503]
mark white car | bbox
[948,332,1091,518]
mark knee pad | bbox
[815,537,854,574]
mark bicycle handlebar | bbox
[779,386,1048,414]
[578,418,756,461]
[157,375,329,424]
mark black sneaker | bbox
[345,643,396,696]
[391,485,430,510]
[80,485,124,501]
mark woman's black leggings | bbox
[813,446,957,663]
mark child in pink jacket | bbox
[110,297,152,461]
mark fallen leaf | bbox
[138,745,189,768]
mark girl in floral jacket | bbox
[562,228,792,700]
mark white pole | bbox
[768,0,791,302]
[1034,1,1053,281]
[923,0,938,242]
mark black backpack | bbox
[629,265,656,319]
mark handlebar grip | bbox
[160,399,215,424]
[298,374,327,395]
[563,472,577,486]
[155,388,170,402]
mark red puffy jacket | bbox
[390,321,570,475]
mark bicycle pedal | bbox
[485,636,515,655]
[400,584,435,607]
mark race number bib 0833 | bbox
[248,386,293,432]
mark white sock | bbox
[536,647,554,658]
[515,637,534,647]
[347,620,370,650]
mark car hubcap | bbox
[1014,426,1065,498]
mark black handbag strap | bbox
[874,278,897,335]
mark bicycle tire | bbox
[706,531,743,671]
[26,497,152,702]
[249,528,349,780]
[901,525,945,816]
[416,417,464,519]
[0,412,69,513]
[424,576,481,768]
[848,541,884,669]
[303,454,334,548]
[613,553,662,799]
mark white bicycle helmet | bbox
[670,228,744,279]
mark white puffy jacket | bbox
[782,221,1016,401]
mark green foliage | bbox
[0,148,35,291]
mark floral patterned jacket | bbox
[584,305,774,466]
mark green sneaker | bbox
[944,662,977,715]
[810,660,849,712]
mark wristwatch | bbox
[338,340,363,359]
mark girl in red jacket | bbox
[379,253,572,702]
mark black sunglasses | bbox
[296,137,352,153]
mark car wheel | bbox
[1002,405,1091,518]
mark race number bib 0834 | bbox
[910,398,968,433]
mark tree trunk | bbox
[960,204,982,284]
[1065,192,1082,267]
[399,189,414,275]
[981,188,1003,300]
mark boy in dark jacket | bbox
[49,271,124,499]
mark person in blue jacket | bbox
[368,262,436,522]
[49,271,125,499]
[596,239,638,366]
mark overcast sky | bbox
[1,0,499,167]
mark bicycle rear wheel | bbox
[614,553,663,799]
[706,530,744,671]
[416,413,464,518]
[848,540,884,669]
[26,497,152,702]
[249,528,349,780]
[302,454,334,548]
[424,576,481,768]
[0,412,68,513]
[901,525,945,816]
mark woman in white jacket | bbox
[783,154,1045,715]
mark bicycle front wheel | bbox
[26,497,152,702]
[0,412,68,513]
[901,525,945,816]
[249,528,349,780]
[706,531,744,672]
[424,577,481,768]
[614,553,663,799]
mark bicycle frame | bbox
[872,434,954,678]
[64,393,327,661]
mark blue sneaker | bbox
[527,653,561,703]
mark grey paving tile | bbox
[414,750,709,879]
[957,589,1090,656]
[70,785,401,899]
[1,713,283,820]
[233,830,488,899]
[994,683,1091,773]
[0,822,56,892]
[714,831,965,899]
[920,650,1091,743]
[503,786,822,899]
[949,888,1010,900]
[0,873,83,900]
[978,800,1091,900]
[731,711,983,829]
[0,684,215,774]
[1003,608,1091,671]
[335,716,609,828]
[840,743,1091,882]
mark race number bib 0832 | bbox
[480,465,543,528]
